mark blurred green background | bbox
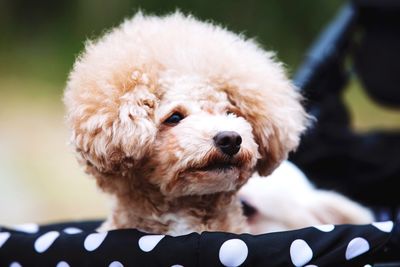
[1,0,399,225]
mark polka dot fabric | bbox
[0,221,398,266]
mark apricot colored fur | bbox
[64,12,309,235]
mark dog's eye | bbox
[164,112,184,125]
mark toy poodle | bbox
[64,12,373,235]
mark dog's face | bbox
[145,75,259,197]
[64,12,309,199]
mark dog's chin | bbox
[162,163,252,197]
[159,150,257,197]
[179,167,241,195]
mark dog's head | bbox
[64,12,308,198]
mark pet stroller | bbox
[1,1,400,266]
[290,0,400,222]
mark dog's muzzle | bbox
[213,131,242,156]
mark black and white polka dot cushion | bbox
[0,220,399,266]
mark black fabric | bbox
[291,126,400,208]
[1,221,399,266]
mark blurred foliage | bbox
[344,79,400,131]
[0,0,345,91]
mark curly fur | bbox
[64,12,309,235]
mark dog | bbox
[64,12,373,236]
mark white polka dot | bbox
[171,265,184,267]
[313,224,335,232]
[9,262,22,267]
[290,239,313,267]
[56,261,70,267]
[34,231,60,253]
[109,261,124,267]
[138,235,165,252]
[84,232,108,251]
[372,221,394,233]
[63,227,83,234]
[0,232,11,248]
[345,237,370,260]
[305,265,318,267]
[13,223,39,234]
[219,239,248,267]
[364,265,372,267]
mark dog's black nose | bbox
[213,131,242,156]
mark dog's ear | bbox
[222,76,309,176]
[64,67,158,174]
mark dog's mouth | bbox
[198,162,239,172]
[189,157,242,173]
[186,150,252,174]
